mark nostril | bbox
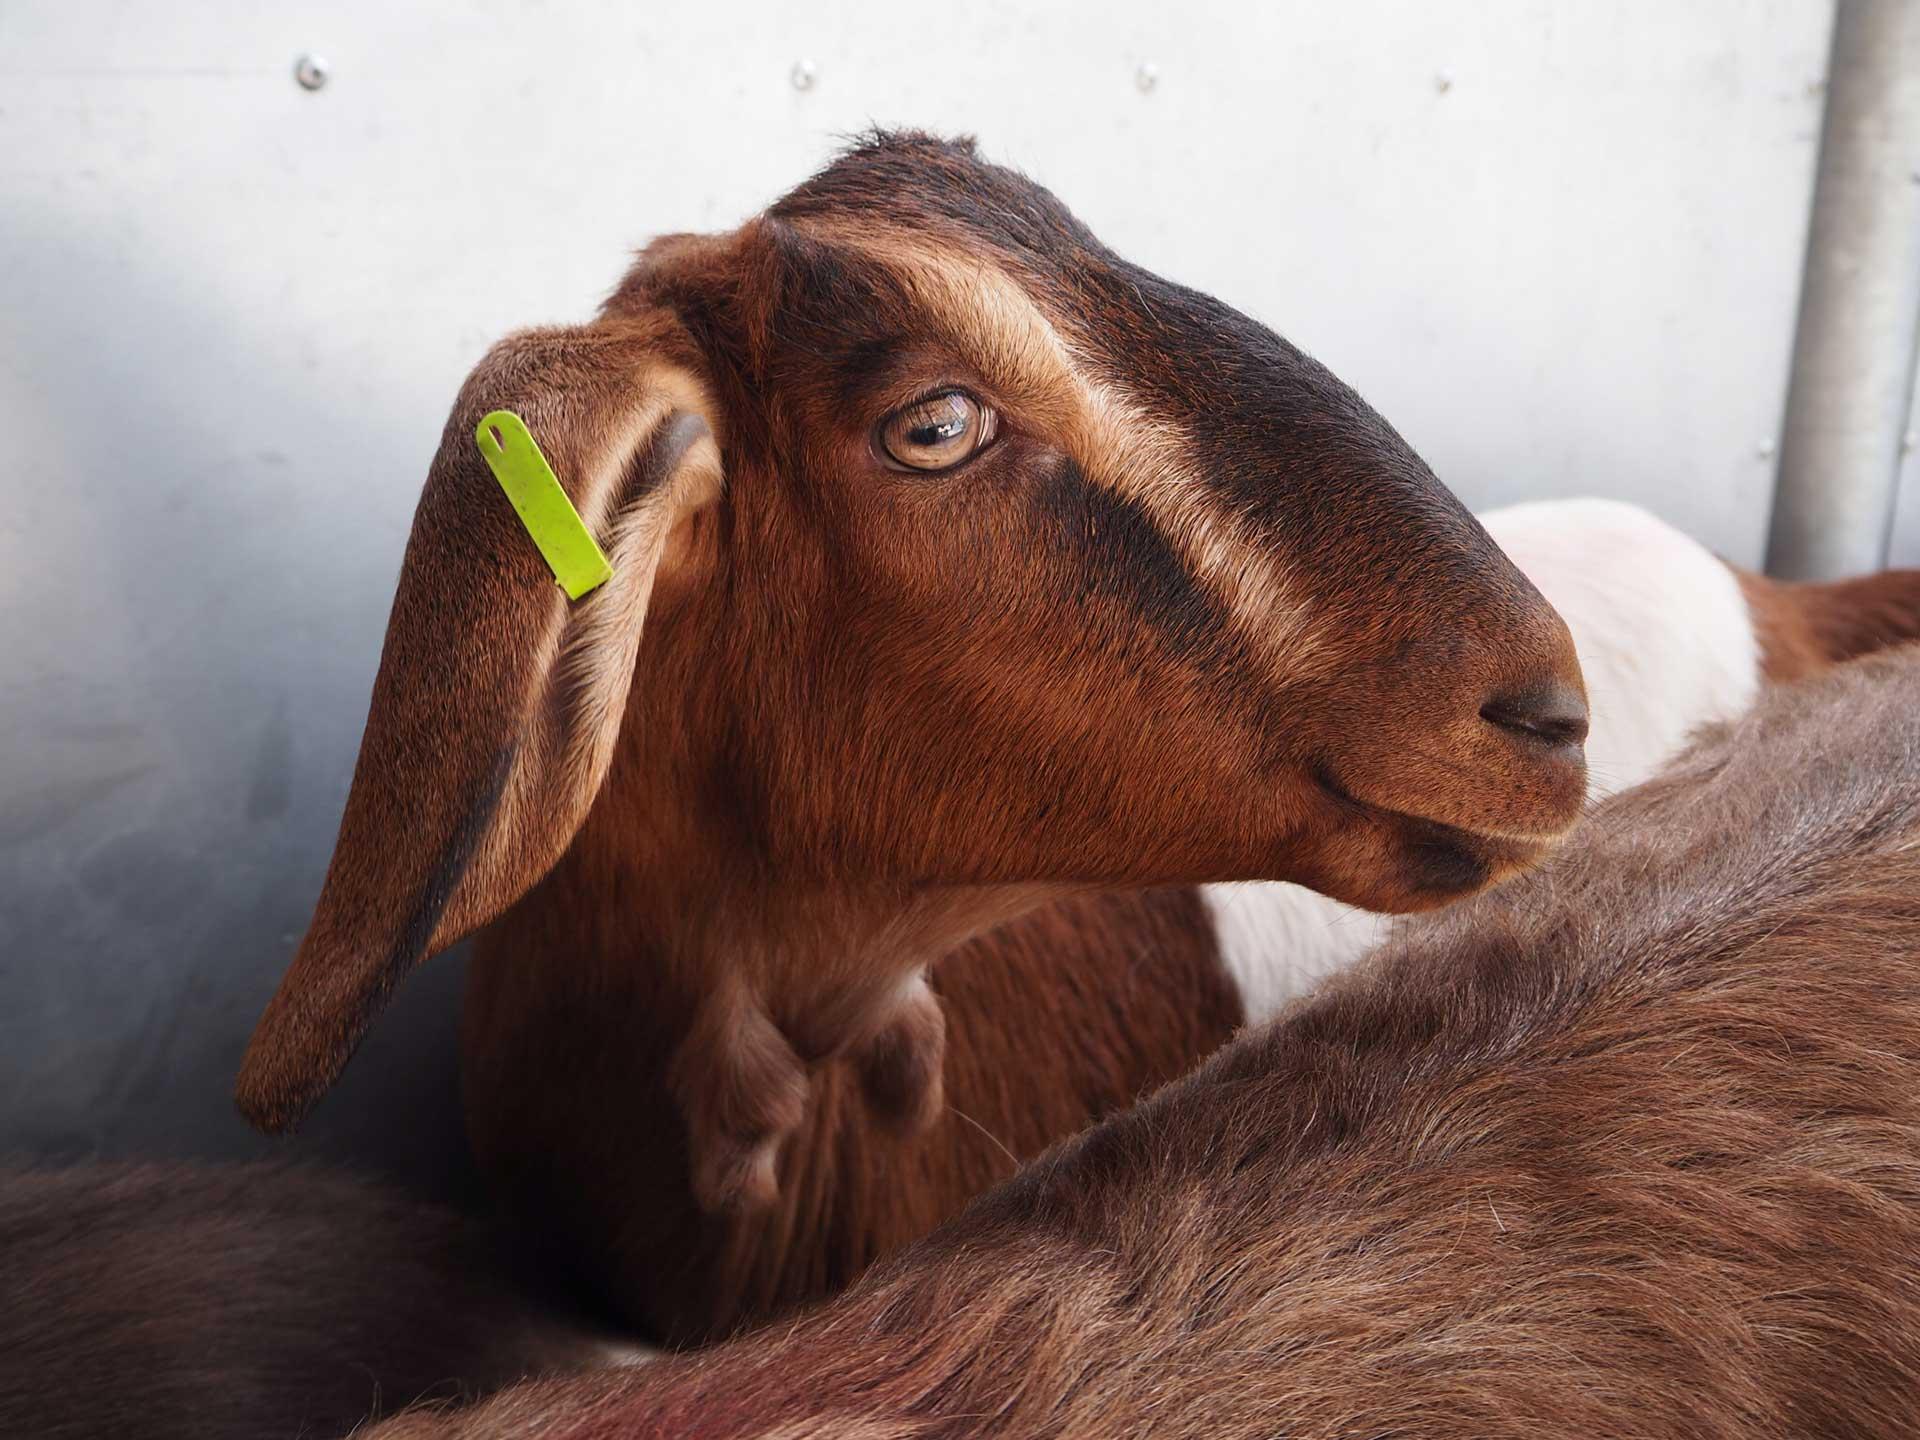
[1481,682,1590,749]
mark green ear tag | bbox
[474,410,615,600]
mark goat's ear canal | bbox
[236,322,722,1135]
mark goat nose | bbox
[1480,680,1590,751]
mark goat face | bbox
[236,133,1586,1134]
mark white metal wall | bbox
[0,1,1866,1190]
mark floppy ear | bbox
[236,320,722,1134]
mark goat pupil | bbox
[912,415,965,446]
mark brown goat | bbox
[0,1161,634,1440]
[365,643,1920,1440]
[238,137,1590,1234]
[236,133,1920,1344]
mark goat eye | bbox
[876,390,998,472]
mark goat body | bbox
[371,645,1920,1439]
[0,1161,631,1440]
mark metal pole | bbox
[1764,0,1920,580]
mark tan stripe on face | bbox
[789,219,1332,681]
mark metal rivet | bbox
[1135,62,1159,94]
[1757,439,1777,460]
[293,54,329,92]
[1434,71,1453,94]
[790,59,817,92]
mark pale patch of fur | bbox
[1206,498,1761,1020]
[1201,879,1391,1021]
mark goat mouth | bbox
[1311,765,1548,901]
[1392,814,1544,900]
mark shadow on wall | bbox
[0,215,484,1205]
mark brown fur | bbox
[369,646,1920,1439]
[0,1161,624,1440]
[1740,564,1920,681]
[239,134,1590,1273]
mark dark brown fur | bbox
[371,645,1920,1439]
[468,887,1241,1343]
[0,1161,624,1440]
